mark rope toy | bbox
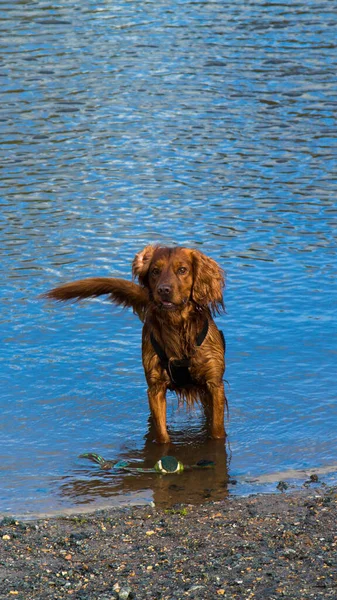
[79,453,215,474]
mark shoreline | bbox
[1,485,336,599]
[2,461,336,522]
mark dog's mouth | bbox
[157,297,189,311]
[159,300,177,310]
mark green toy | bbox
[79,453,215,474]
[154,456,184,474]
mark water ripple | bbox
[1,0,336,514]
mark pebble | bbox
[118,585,132,599]
[188,584,206,593]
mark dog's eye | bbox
[151,267,160,277]
[178,267,187,275]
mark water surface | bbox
[1,0,337,517]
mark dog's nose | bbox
[157,284,172,297]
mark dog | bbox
[44,245,226,444]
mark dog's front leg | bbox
[206,381,226,439]
[147,384,170,444]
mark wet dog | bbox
[44,245,226,443]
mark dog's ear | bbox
[132,245,156,286]
[191,250,225,314]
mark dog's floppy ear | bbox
[132,245,156,286]
[191,250,225,314]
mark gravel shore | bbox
[1,486,336,599]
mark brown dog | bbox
[44,245,226,444]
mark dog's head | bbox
[132,245,224,314]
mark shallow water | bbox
[1,0,337,517]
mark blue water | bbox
[1,0,337,516]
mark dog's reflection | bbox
[59,418,230,508]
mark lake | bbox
[1,0,337,517]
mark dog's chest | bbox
[149,319,210,388]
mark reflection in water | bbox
[59,419,229,508]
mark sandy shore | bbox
[0,486,336,599]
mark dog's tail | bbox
[42,278,149,321]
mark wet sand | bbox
[1,485,336,599]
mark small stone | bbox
[118,586,132,600]
[2,534,10,540]
[282,548,297,558]
[188,584,205,593]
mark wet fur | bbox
[44,246,226,444]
